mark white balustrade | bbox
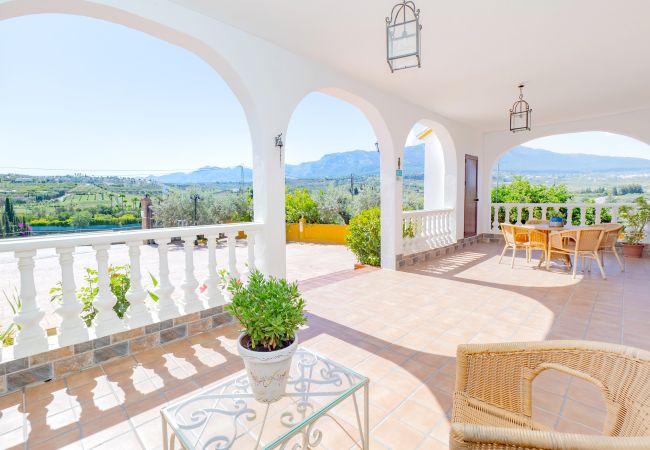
[402,209,455,255]
[226,231,240,280]
[154,239,179,321]
[13,250,48,357]
[181,235,202,313]
[0,222,262,359]
[489,202,649,242]
[125,241,153,328]
[55,248,89,346]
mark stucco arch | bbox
[406,119,458,211]
[0,0,260,140]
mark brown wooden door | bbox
[464,155,478,237]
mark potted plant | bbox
[619,196,650,258]
[549,213,565,228]
[224,270,307,403]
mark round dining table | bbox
[520,223,580,268]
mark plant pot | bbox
[622,243,645,258]
[237,333,298,403]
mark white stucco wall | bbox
[0,0,483,271]
[480,108,650,233]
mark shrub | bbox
[285,188,319,223]
[346,207,381,266]
[619,196,650,244]
[70,210,93,227]
[224,271,306,351]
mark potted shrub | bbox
[619,196,650,258]
[224,271,307,402]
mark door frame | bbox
[464,154,479,237]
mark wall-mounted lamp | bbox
[396,157,403,177]
[375,142,380,152]
[275,133,284,162]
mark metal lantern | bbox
[386,1,421,73]
[510,84,532,132]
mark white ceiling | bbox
[173,0,650,132]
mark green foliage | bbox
[403,190,424,211]
[492,177,574,225]
[618,196,650,244]
[224,271,306,351]
[346,207,381,266]
[70,210,93,227]
[402,220,415,238]
[315,186,352,224]
[351,187,380,216]
[1,288,21,347]
[492,176,572,203]
[285,188,319,224]
[50,265,157,327]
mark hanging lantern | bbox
[386,1,422,73]
[510,84,532,132]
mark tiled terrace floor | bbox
[2,242,650,449]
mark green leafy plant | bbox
[345,207,381,266]
[1,288,21,346]
[224,270,306,352]
[285,188,320,224]
[402,219,415,239]
[618,196,650,244]
[50,264,158,327]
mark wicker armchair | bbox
[549,227,606,279]
[499,224,530,268]
[593,223,625,272]
[451,341,650,450]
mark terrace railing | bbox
[402,208,455,255]
[489,202,635,232]
[0,222,262,359]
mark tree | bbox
[285,188,319,224]
[316,186,352,224]
[351,187,380,216]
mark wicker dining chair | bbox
[592,223,625,272]
[451,340,650,450]
[549,227,606,279]
[499,223,530,268]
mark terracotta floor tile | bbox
[373,415,426,449]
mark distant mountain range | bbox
[149,144,650,183]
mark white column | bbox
[155,240,180,320]
[92,244,125,337]
[424,137,445,210]
[246,230,257,274]
[204,234,225,307]
[13,250,48,357]
[380,138,401,269]
[125,241,152,328]
[226,231,240,279]
[181,235,202,313]
[55,248,88,346]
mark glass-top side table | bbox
[161,348,369,450]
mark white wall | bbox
[480,107,650,233]
[0,0,483,271]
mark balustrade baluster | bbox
[55,247,88,346]
[203,234,225,307]
[125,241,152,328]
[580,206,587,225]
[181,235,202,313]
[246,230,257,274]
[92,244,125,336]
[612,207,619,224]
[155,239,180,320]
[13,250,48,357]
[226,231,240,279]
[595,207,603,224]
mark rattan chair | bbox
[549,227,606,279]
[451,340,650,450]
[592,223,625,272]
[499,223,530,268]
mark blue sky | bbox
[1,14,648,177]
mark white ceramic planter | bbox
[237,333,298,403]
